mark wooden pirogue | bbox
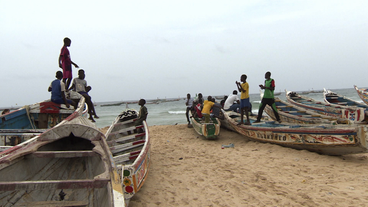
[222,110,368,156]
[285,90,365,123]
[189,110,221,139]
[0,98,126,207]
[0,98,87,151]
[105,109,150,206]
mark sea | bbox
[93,88,364,129]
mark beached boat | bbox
[286,90,365,123]
[222,110,368,155]
[0,99,87,151]
[0,99,125,207]
[264,97,351,125]
[354,85,368,105]
[323,88,368,122]
[105,109,150,206]
[189,110,220,139]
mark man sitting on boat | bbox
[48,71,76,109]
[223,90,240,112]
[68,69,99,122]
[134,99,148,127]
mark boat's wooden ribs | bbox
[0,178,110,191]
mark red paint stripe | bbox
[129,155,138,160]
[133,140,145,145]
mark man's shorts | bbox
[240,98,251,109]
[63,66,72,79]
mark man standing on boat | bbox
[236,74,251,125]
[59,37,79,90]
[254,71,281,123]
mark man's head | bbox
[63,37,71,46]
[265,71,271,79]
[56,71,63,79]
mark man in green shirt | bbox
[254,71,281,123]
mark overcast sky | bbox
[1,0,367,107]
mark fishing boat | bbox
[286,90,365,123]
[323,88,368,122]
[264,97,351,125]
[105,109,150,206]
[189,110,220,139]
[354,85,368,105]
[222,110,368,155]
[0,99,87,151]
[0,98,126,207]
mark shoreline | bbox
[100,124,368,206]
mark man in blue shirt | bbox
[48,71,76,108]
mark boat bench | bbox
[28,150,97,158]
[0,178,111,191]
[14,200,88,207]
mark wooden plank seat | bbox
[109,125,144,136]
[28,150,97,158]
[113,118,137,127]
[110,140,145,154]
[113,149,142,164]
[0,178,110,191]
[277,106,294,108]
[107,132,145,145]
[14,200,88,207]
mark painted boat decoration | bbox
[264,97,352,125]
[0,99,125,207]
[189,110,221,139]
[105,109,150,206]
[0,99,87,151]
[222,110,368,155]
[354,85,368,105]
[323,88,368,122]
[285,90,365,123]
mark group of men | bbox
[48,37,99,122]
[185,71,280,125]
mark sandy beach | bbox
[101,124,368,207]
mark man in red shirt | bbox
[58,37,79,90]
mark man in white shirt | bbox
[185,93,194,125]
[223,90,240,112]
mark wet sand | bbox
[101,124,368,206]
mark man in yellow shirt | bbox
[235,74,251,125]
[201,96,215,123]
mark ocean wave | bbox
[168,111,186,114]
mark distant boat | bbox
[323,88,368,122]
[222,110,368,156]
[354,85,368,105]
[285,90,365,123]
[265,97,352,125]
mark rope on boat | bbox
[25,105,36,129]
